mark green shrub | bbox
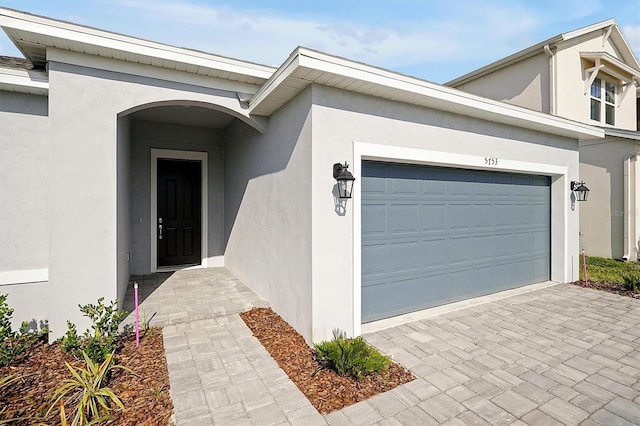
[621,271,640,291]
[314,328,391,380]
[581,256,640,284]
[60,321,82,355]
[59,298,126,364]
[0,294,47,367]
[80,298,126,339]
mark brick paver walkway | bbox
[124,271,640,425]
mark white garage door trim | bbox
[352,141,570,337]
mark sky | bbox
[0,0,638,83]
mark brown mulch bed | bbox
[0,329,173,425]
[571,280,640,299]
[240,307,414,415]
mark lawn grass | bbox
[580,256,640,283]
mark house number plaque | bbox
[484,157,498,166]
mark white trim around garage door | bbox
[352,142,570,337]
[150,149,209,273]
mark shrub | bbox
[314,328,391,380]
[621,271,640,291]
[59,298,127,364]
[47,351,133,425]
[0,294,47,367]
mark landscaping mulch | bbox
[0,329,173,425]
[240,307,414,415]
[572,280,640,299]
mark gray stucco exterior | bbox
[0,8,601,343]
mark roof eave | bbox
[0,7,276,81]
[445,35,563,87]
[249,48,603,141]
[0,66,49,95]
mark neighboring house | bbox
[0,8,602,344]
[447,19,640,260]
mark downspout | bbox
[623,150,640,260]
[544,44,555,115]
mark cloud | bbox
[622,25,640,57]
[109,0,551,79]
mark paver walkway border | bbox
[124,270,640,425]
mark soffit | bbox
[249,48,603,141]
[0,8,275,85]
[0,66,48,95]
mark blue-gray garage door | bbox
[361,161,550,322]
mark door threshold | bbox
[155,263,202,273]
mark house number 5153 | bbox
[484,157,498,166]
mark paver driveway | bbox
[124,270,640,425]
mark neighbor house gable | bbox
[446,19,640,130]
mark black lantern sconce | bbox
[333,161,356,199]
[571,180,590,202]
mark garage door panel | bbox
[390,241,421,272]
[362,243,387,277]
[362,204,387,236]
[391,176,418,195]
[532,257,550,281]
[532,204,550,225]
[362,161,550,322]
[421,204,447,230]
[390,205,419,233]
[511,259,532,283]
[531,230,549,251]
[447,204,471,229]
[422,238,449,266]
[472,204,494,228]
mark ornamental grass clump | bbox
[47,350,133,426]
[314,328,391,380]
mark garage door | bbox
[361,161,550,322]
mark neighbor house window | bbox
[590,77,616,125]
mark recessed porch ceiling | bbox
[128,105,234,129]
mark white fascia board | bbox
[446,37,562,87]
[562,18,616,40]
[0,66,48,94]
[248,49,302,109]
[251,48,603,140]
[0,8,275,80]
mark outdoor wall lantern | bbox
[571,180,590,202]
[333,161,356,199]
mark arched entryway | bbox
[115,101,262,303]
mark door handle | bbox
[158,217,163,240]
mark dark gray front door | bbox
[361,161,550,322]
[157,159,201,267]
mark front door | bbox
[157,159,202,267]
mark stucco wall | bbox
[224,87,313,342]
[44,49,263,338]
[309,84,580,342]
[116,116,131,302]
[454,53,550,113]
[129,120,225,274]
[579,138,637,259]
[0,91,50,329]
